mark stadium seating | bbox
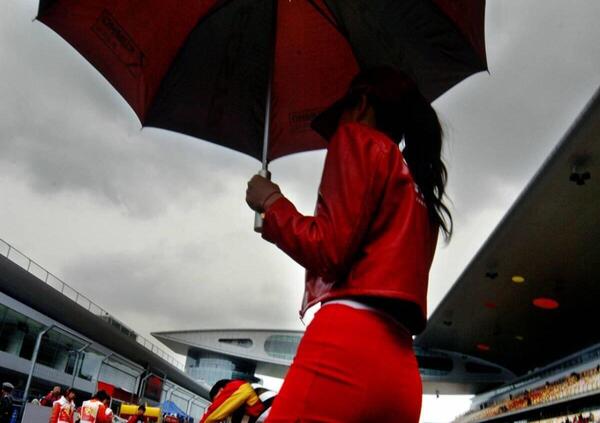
[530,409,598,423]
[454,365,600,422]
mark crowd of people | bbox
[1,381,153,423]
[45,388,114,423]
[455,365,600,422]
[2,376,276,423]
[531,409,598,423]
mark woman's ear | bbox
[355,94,370,120]
[353,94,376,126]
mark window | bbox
[218,338,253,348]
[0,304,44,360]
[264,335,301,360]
[465,361,502,374]
[189,357,236,386]
[79,349,105,381]
[37,330,84,373]
[144,375,163,402]
[99,362,138,393]
[416,355,453,375]
[186,350,256,386]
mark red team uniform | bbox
[50,397,75,423]
[80,399,111,423]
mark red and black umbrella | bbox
[36,0,486,226]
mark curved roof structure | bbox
[153,329,303,379]
[153,329,516,394]
[416,87,600,377]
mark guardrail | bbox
[0,238,185,370]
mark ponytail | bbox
[369,90,453,240]
[321,66,452,239]
[403,93,452,240]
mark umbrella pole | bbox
[254,1,277,233]
[253,64,273,233]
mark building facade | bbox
[153,329,515,394]
[154,330,303,386]
[0,239,209,420]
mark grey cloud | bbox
[0,114,245,218]
[60,242,303,336]
[1,4,256,219]
[435,0,600,223]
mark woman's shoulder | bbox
[333,122,397,156]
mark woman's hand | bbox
[246,175,283,213]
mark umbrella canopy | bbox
[37,0,486,162]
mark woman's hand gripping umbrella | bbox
[246,175,283,215]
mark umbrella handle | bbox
[253,169,272,233]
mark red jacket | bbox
[263,122,438,334]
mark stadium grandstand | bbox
[428,86,600,420]
[0,238,210,421]
[455,354,600,422]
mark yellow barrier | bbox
[120,404,161,418]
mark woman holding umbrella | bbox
[246,66,452,422]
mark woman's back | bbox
[261,122,437,334]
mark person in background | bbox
[126,405,146,423]
[248,384,276,423]
[200,379,273,423]
[41,387,62,407]
[50,388,76,423]
[103,400,113,423]
[0,383,14,423]
[80,391,112,423]
[73,405,81,423]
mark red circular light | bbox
[477,343,491,351]
[484,301,497,309]
[533,297,559,310]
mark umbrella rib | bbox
[306,0,349,40]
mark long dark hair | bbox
[371,89,452,240]
[341,67,452,239]
[312,67,452,239]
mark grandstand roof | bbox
[416,87,600,377]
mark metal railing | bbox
[0,238,185,370]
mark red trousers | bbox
[266,304,422,423]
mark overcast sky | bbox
[2,1,600,421]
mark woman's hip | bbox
[266,304,422,422]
